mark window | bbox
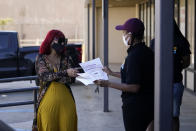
[0,35,9,50]
[147,1,151,45]
[139,4,142,20]
[187,0,195,65]
[151,1,155,40]
[180,0,186,36]
[143,3,147,43]
[141,4,144,22]
[174,0,180,25]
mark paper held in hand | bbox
[76,58,108,86]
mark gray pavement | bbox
[0,64,195,131]
[0,78,124,131]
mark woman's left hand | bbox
[94,80,110,87]
[67,68,79,77]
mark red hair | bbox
[39,29,65,54]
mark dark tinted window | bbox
[0,35,9,49]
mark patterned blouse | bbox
[33,54,74,127]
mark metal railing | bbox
[0,76,39,112]
[0,76,37,83]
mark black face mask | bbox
[52,43,64,55]
[51,38,67,55]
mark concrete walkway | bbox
[0,80,124,131]
[180,90,196,131]
[0,64,195,131]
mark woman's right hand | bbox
[103,66,113,76]
[67,68,79,77]
[94,80,110,87]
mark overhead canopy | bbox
[85,0,145,7]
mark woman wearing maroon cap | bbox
[94,18,154,131]
[32,30,78,131]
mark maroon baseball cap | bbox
[115,18,144,36]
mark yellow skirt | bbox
[37,82,77,131]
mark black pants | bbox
[122,101,154,131]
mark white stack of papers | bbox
[76,58,108,86]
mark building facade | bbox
[0,0,84,41]
[84,0,196,92]
[138,0,195,93]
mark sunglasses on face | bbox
[58,38,68,46]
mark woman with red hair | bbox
[32,30,78,131]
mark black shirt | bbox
[150,38,191,83]
[121,42,154,104]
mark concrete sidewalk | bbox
[0,80,124,131]
[0,64,195,131]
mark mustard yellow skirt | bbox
[37,82,77,131]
